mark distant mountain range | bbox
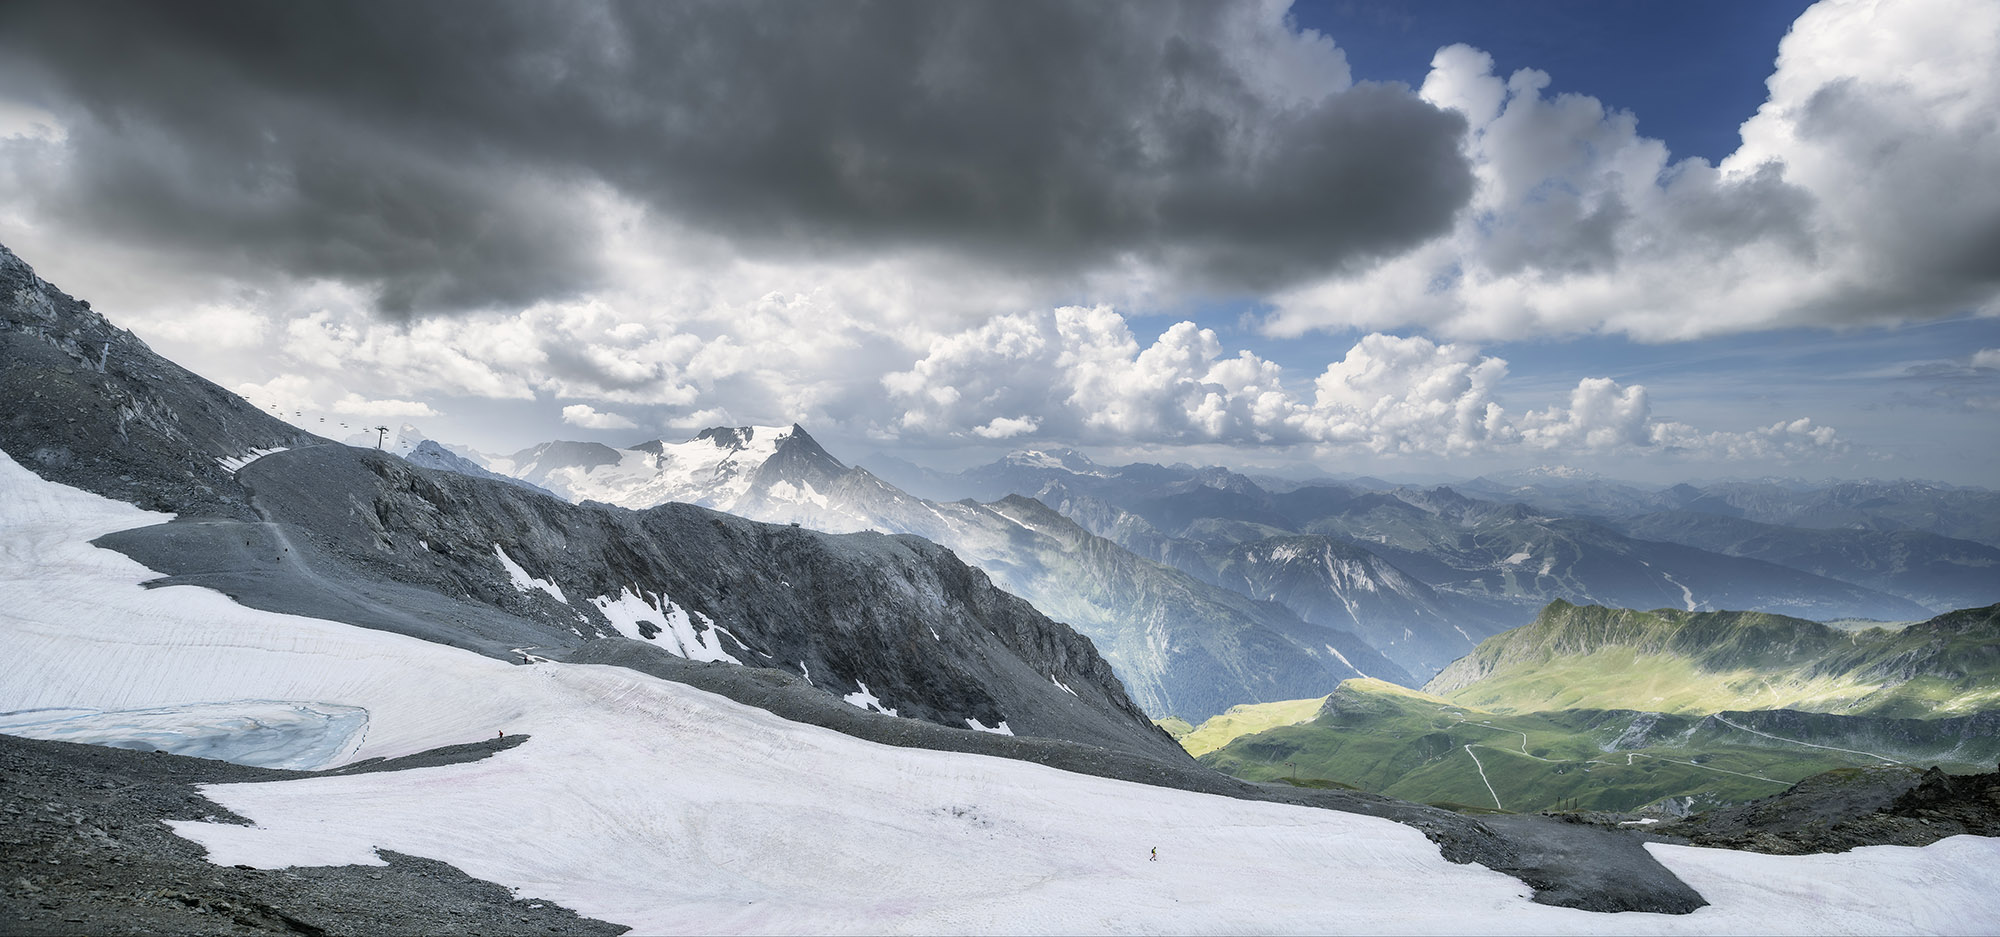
[923,450,1951,666]
[1610,511,2000,613]
[1458,472,2000,550]
[912,448,1990,634]
[435,430,1994,720]
[440,427,1409,721]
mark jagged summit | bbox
[634,423,789,454]
[440,415,1415,719]
[693,425,758,449]
[680,423,804,451]
[483,422,844,514]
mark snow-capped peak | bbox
[488,424,830,512]
[1000,447,1100,473]
[1490,465,1604,484]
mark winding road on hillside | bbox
[1710,715,1903,764]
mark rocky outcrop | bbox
[0,245,321,518]
[1656,763,2000,855]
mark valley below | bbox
[1191,677,2000,816]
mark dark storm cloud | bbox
[0,0,1472,318]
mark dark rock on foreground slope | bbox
[1655,763,2000,855]
[0,733,629,937]
[241,443,1182,760]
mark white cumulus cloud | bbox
[1266,0,2000,342]
[1302,334,1511,454]
[972,416,1040,440]
[561,404,638,431]
[1519,378,1652,452]
[884,307,1843,463]
[1651,416,1846,462]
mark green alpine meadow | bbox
[1188,602,2000,814]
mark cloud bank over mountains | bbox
[886,317,1845,460]
[0,0,1993,473]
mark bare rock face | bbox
[1656,763,2000,854]
[0,244,322,518]
[0,733,629,936]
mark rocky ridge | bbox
[0,245,322,519]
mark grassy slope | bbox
[1198,679,1997,814]
[1194,603,2000,813]
[1153,716,1195,740]
[1426,601,2000,718]
[1174,696,1327,757]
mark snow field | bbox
[4,450,2000,935]
[1651,837,2000,935]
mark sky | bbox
[0,0,1996,486]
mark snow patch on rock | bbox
[842,681,898,717]
[216,446,289,474]
[494,545,571,605]
[589,588,740,664]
